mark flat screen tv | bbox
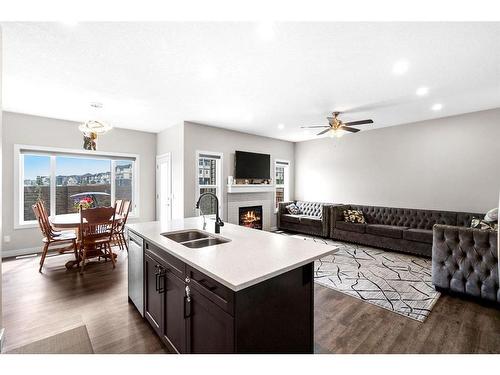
[234,151,270,180]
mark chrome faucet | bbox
[195,192,224,234]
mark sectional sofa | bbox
[277,201,498,303]
[329,204,484,258]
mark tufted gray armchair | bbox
[432,224,499,302]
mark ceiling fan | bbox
[301,112,373,138]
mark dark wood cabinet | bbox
[186,284,234,353]
[163,271,186,353]
[144,253,163,337]
[141,240,313,354]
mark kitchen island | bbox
[126,217,336,354]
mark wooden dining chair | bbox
[115,199,124,215]
[113,200,131,251]
[32,202,78,273]
[79,207,117,274]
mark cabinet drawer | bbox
[145,242,185,279]
[186,265,234,316]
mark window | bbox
[275,160,290,209]
[196,151,222,216]
[16,145,139,226]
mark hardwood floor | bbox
[2,247,499,354]
[1,248,168,354]
[314,284,500,353]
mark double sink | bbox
[161,229,230,249]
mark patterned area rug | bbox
[279,232,440,322]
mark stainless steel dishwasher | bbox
[128,230,144,316]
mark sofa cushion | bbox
[470,217,498,230]
[281,214,302,224]
[335,221,366,233]
[366,224,408,239]
[343,209,366,224]
[286,203,301,215]
[295,201,323,219]
[403,228,433,244]
[300,216,322,227]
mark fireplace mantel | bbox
[227,184,275,194]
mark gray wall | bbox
[295,108,500,213]
[157,123,184,219]
[2,112,157,255]
[183,122,295,227]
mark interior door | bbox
[156,153,172,222]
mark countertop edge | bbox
[126,226,337,292]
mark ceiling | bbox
[2,22,500,141]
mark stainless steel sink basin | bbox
[162,230,209,243]
[161,229,230,249]
[181,237,230,249]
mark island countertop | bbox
[126,217,337,291]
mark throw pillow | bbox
[471,217,498,230]
[286,203,301,215]
[343,209,366,224]
[484,207,498,222]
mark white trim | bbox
[2,246,41,259]
[156,153,172,221]
[227,184,275,193]
[14,144,140,229]
[274,159,291,212]
[195,150,224,217]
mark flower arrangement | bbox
[74,196,94,211]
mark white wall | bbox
[2,112,157,256]
[183,122,295,227]
[157,123,184,219]
[295,108,500,213]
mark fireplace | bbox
[239,205,263,230]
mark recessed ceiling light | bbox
[392,59,409,75]
[431,103,443,111]
[416,87,429,96]
[277,123,285,130]
[256,22,276,41]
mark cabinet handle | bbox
[155,265,165,294]
[184,286,192,319]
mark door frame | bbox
[156,153,172,222]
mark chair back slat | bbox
[115,199,123,215]
[32,203,50,238]
[121,200,131,224]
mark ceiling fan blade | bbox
[343,119,373,126]
[301,125,330,128]
[341,126,361,133]
[317,128,331,136]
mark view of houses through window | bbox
[197,152,221,216]
[21,150,135,223]
[275,160,290,208]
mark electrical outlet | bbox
[4,235,10,243]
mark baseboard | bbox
[0,328,5,353]
[270,226,278,231]
[1,246,40,259]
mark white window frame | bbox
[14,144,140,229]
[195,150,223,218]
[274,159,291,212]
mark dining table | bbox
[50,212,123,270]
